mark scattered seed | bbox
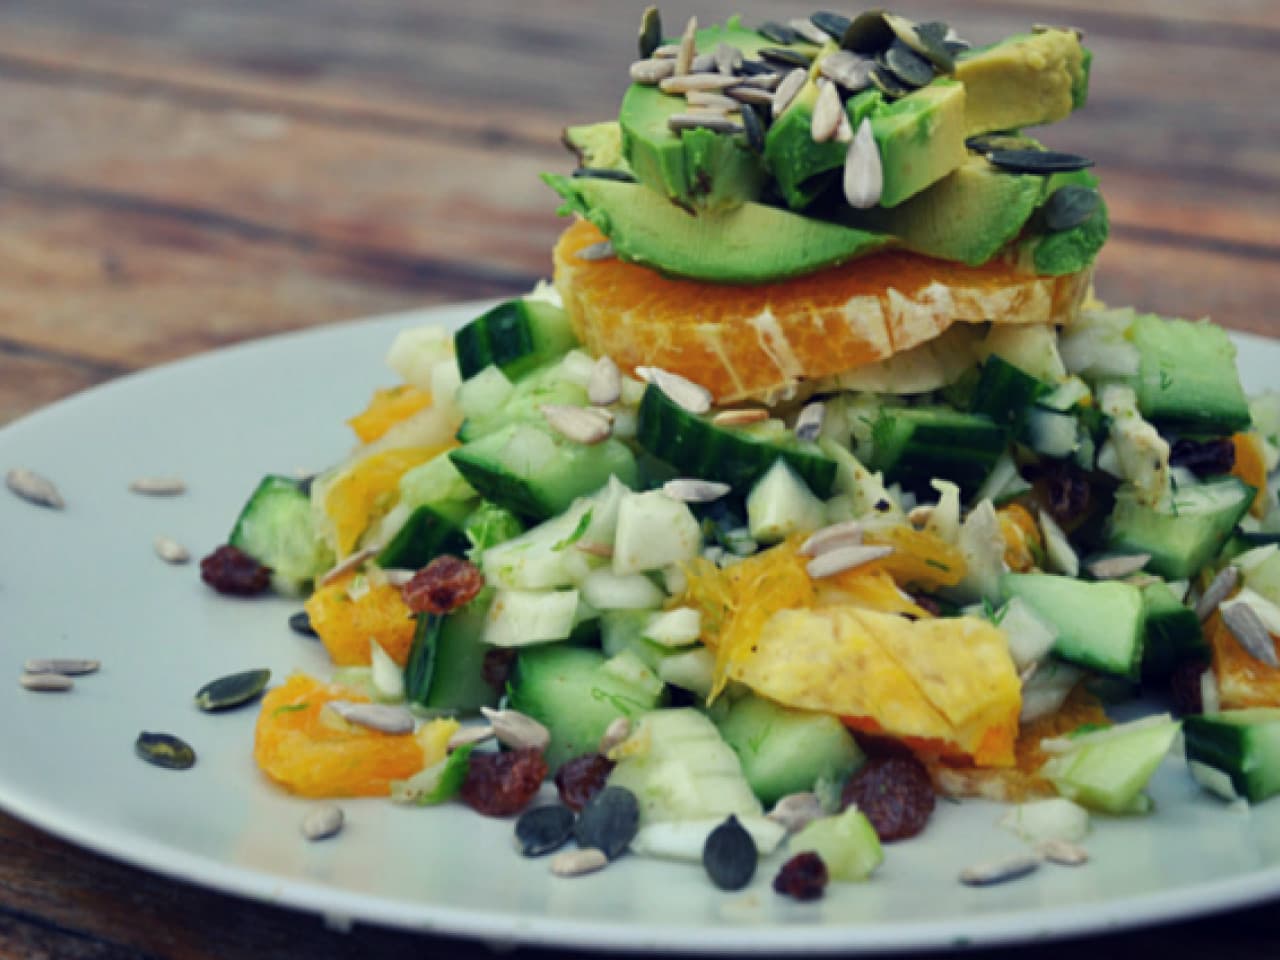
[640,367,713,414]
[882,39,935,88]
[959,853,1042,886]
[1196,566,1240,621]
[327,701,415,735]
[736,70,782,90]
[806,544,892,579]
[575,240,616,262]
[587,355,622,406]
[194,668,271,712]
[690,52,717,73]
[725,84,776,108]
[1222,602,1280,668]
[301,804,344,842]
[668,112,745,135]
[154,536,190,565]
[740,103,765,153]
[541,404,613,445]
[20,673,74,692]
[788,17,830,45]
[675,16,697,76]
[652,43,680,59]
[987,149,1095,174]
[662,478,732,504]
[1086,553,1151,580]
[1043,184,1102,232]
[135,732,196,770]
[811,11,852,40]
[799,521,864,557]
[23,657,99,676]
[766,792,826,833]
[629,57,676,85]
[289,610,318,638]
[599,716,631,755]
[794,401,826,441]
[480,706,552,753]
[319,547,379,587]
[703,815,758,891]
[713,41,742,76]
[759,46,814,68]
[516,804,576,857]
[637,5,662,60]
[660,74,742,94]
[809,81,843,144]
[686,90,740,112]
[869,63,914,99]
[712,407,769,427]
[771,67,808,119]
[574,786,640,860]
[757,20,798,45]
[6,468,64,509]
[907,505,934,527]
[844,117,883,208]
[884,13,955,73]
[1037,838,1089,866]
[448,724,496,752]
[819,50,874,93]
[128,475,186,497]
[572,167,637,184]
[842,11,896,55]
[381,568,415,587]
[551,847,609,878]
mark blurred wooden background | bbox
[0,1,1278,956]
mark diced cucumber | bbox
[390,743,474,806]
[228,475,334,595]
[715,693,864,807]
[455,364,514,422]
[1040,715,1182,814]
[995,596,1059,671]
[376,501,472,570]
[870,406,1005,499]
[1106,477,1254,580]
[644,608,702,647]
[1184,709,1280,803]
[746,459,827,544]
[980,323,1067,385]
[1022,406,1080,459]
[789,807,884,882]
[657,647,717,699]
[613,490,702,575]
[404,595,500,714]
[449,421,637,521]
[456,363,589,442]
[483,588,580,647]
[508,646,665,770]
[636,384,837,498]
[462,501,524,557]
[581,570,666,611]
[1140,581,1207,679]
[454,298,578,382]
[1001,573,1145,679]
[970,354,1050,433]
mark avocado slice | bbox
[764,84,882,211]
[545,174,890,284]
[956,29,1091,137]
[563,121,629,173]
[1012,171,1110,276]
[874,78,968,208]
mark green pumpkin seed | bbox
[638,6,662,60]
[135,732,196,770]
[1043,185,1102,231]
[740,103,765,153]
[810,11,851,40]
[988,149,1095,174]
[869,64,914,99]
[759,46,814,68]
[840,10,895,54]
[966,133,1037,154]
[882,40,935,88]
[884,13,955,74]
[572,167,638,183]
[757,20,799,45]
[194,668,271,712]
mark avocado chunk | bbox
[563,121,629,173]
[956,29,1091,137]
[545,174,890,284]
[874,78,968,208]
[1005,170,1109,276]
[765,84,881,211]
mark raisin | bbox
[200,544,271,596]
[482,648,517,694]
[1170,438,1236,478]
[554,753,615,812]
[911,594,943,617]
[1169,659,1209,716]
[841,754,936,842]
[402,555,484,615]
[1036,461,1092,527]
[773,852,828,901]
[459,747,548,818]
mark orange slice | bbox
[348,385,432,444]
[303,571,418,667]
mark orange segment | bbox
[304,572,417,667]
[322,445,441,556]
[553,219,1092,403]
[1208,610,1280,708]
[862,524,968,590]
[998,504,1043,573]
[348,386,432,444]
[1230,432,1269,519]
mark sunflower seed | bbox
[884,13,955,73]
[686,90,740,111]
[844,117,883,208]
[960,853,1041,886]
[1222,602,1280,668]
[661,73,742,95]
[447,724,495,752]
[675,16,697,76]
[757,20,798,45]
[20,673,74,692]
[639,367,713,414]
[772,67,808,119]
[882,39,936,88]
[740,104,765,152]
[135,732,196,770]
[725,84,775,108]
[988,149,1095,174]
[1086,553,1151,580]
[766,792,826,833]
[819,50,874,92]
[575,240,615,262]
[194,668,271,712]
[713,41,742,76]
[599,716,632,755]
[691,52,717,73]
[1196,565,1240,621]
[638,5,662,60]
[629,57,676,85]
[301,804,344,842]
[811,11,852,40]
[23,657,100,676]
[481,706,552,753]
[154,536,190,564]
[712,407,769,427]
[760,46,814,68]
[327,701,415,735]
[381,568,415,587]
[542,404,613,445]
[6,468,64,509]
[668,112,745,135]
[319,547,379,587]
[587,355,622,406]
[737,70,782,90]
[792,402,826,442]
[516,804,576,857]
[1037,838,1089,866]
[128,475,187,496]
[1044,185,1102,231]
[788,17,830,45]
[799,520,864,557]
[662,478,732,503]
[810,81,843,143]
[572,167,638,183]
[841,11,895,54]
[550,847,609,878]
[806,543,892,579]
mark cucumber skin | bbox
[970,355,1050,432]
[228,474,333,592]
[376,502,471,570]
[635,385,836,498]
[406,595,501,715]
[1184,710,1280,803]
[872,406,1006,499]
[1140,582,1207,680]
[1106,478,1254,580]
[454,299,577,382]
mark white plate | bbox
[2,302,1279,954]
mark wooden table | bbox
[0,1,1277,956]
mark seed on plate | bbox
[5,468,64,510]
[703,815,758,891]
[740,103,765,153]
[712,407,769,427]
[319,547,379,587]
[301,804,344,842]
[844,117,884,208]
[771,67,808,119]
[819,50,874,93]
[668,112,745,135]
[766,792,826,833]
[662,478,732,504]
[541,404,613,445]
[757,20,798,45]
[154,536,191,565]
[675,15,697,76]
[447,723,496,752]
[599,716,631,755]
[713,41,742,76]
[810,80,843,143]
[806,543,892,579]
[1037,838,1089,866]
[1222,602,1280,668]
[550,847,609,878]
[20,673,74,692]
[481,706,552,753]
[637,5,662,59]
[639,366,713,414]
[660,73,742,94]
[516,804,576,857]
[289,610,318,638]
[787,17,830,45]
[194,667,271,712]
[799,520,864,557]
[135,731,196,770]
[811,11,852,40]
[794,401,826,441]
[574,786,640,860]
[987,149,1095,174]
[1086,553,1151,580]
[23,657,99,676]
[575,240,616,263]
[128,475,187,497]
[1196,565,1240,621]
[629,57,676,85]
[881,39,935,88]
[959,852,1041,886]
[327,701,415,735]
[725,84,775,108]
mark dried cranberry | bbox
[482,648,517,694]
[773,852,828,901]
[402,555,484,615]
[841,754,936,842]
[200,544,271,596]
[1170,437,1236,478]
[554,753,615,812]
[459,747,548,818]
[1169,659,1209,716]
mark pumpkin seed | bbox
[869,64,914,99]
[629,57,676,85]
[771,67,808,119]
[662,478,732,503]
[20,673,74,692]
[638,5,662,60]
[5,468,64,509]
[516,804,576,857]
[757,20,798,45]
[194,667,271,712]
[135,731,196,770]
[810,11,852,40]
[1044,184,1102,231]
[574,786,640,860]
[844,117,884,208]
[713,41,742,76]
[726,84,775,108]
[881,39,936,88]
[740,103,765,153]
[960,853,1041,886]
[301,804,344,842]
[703,815,757,891]
[23,657,99,676]
[1196,565,1240,621]
[574,240,616,262]
[1222,602,1280,668]
[668,112,745,135]
[571,167,637,183]
[480,706,552,753]
[884,13,955,73]
[129,476,187,496]
[675,16,697,76]
[788,17,829,45]
[806,543,892,579]
[759,46,814,68]
[289,610,318,638]
[840,11,895,54]
[987,149,1095,174]
[794,401,826,441]
[819,50,874,93]
[809,80,843,143]
[550,847,609,878]
[154,536,190,565]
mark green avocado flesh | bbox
[765,85,881,211]
[956,29,1091,136]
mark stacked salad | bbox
[214,9,1280,890]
